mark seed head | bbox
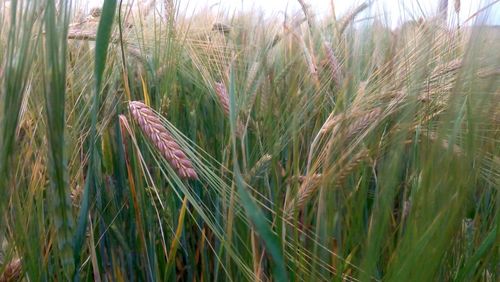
[129,101,198,180]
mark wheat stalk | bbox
[129,101,198,180]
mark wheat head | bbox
[214,82,230,116]
[0,258,22,282]
[129,101,198,180]
[323,42,342,86]
[213,82,246,136]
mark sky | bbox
[84,0,500,27]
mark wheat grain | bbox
[129,101,198,180]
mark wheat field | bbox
[0,0,499,281]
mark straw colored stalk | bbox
[129,101,198,180]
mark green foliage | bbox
[43,0,75,279]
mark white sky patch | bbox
[83,0,500,27]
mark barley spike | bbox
[129,101,198,180]
[214,82,230,116]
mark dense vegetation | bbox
[0,0,498,281]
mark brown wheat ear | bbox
[214,82,230,116]
[214,81,245,136]
[129,101,198,180]
[0,258,22,282]
[323,42,342,86]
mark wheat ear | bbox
[245,154,272,185]
[334,148,370,186]
[214,82,230,116]
[285,172,324,219]
[0,258,22,282]
[214,81,246,136]
[345,107,382,141]
[338,3,369,35]
[129,101,198,180]
[286,148,370,219]
[323,42,342,86]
